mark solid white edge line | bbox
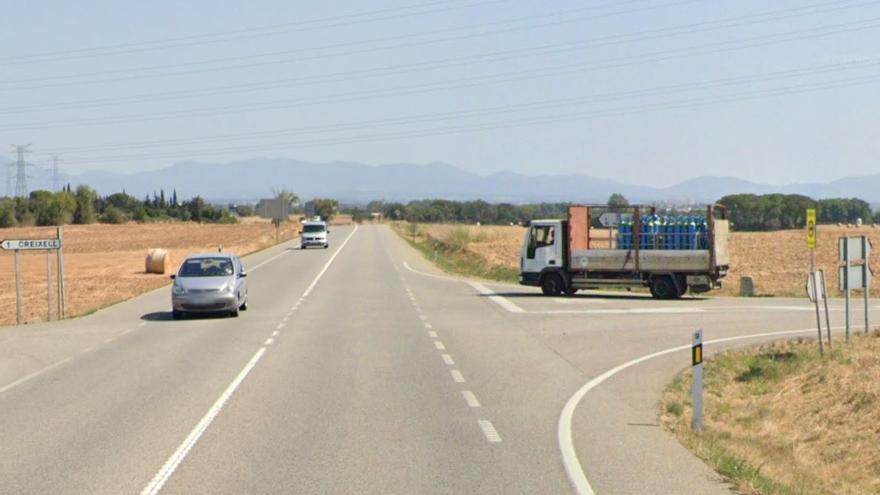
[141,347,267,495]
[558,326,838,495]
[141,227,359,494]
[402,261,460,282]
[301,225,359,299]
[0,356,74,394]
[468,281,525,313]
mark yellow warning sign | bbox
[806,208,817,250]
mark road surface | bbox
[0,225,873,494]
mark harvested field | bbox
[0,220,299,327]
[417,224,880,297]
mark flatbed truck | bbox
[519,204,730,299]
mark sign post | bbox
[839,236,872,342]
[2,232,64,324]
[864,236,871,335]
[57,226,65,319]
[809,271,825,356]
[691,329,704,433]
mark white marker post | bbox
[692,329,704,433]
[809,271,824,356]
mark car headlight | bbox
[223,283,235,293]
[173,284,187,296]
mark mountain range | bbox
[5,157,880,205]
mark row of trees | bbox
[344,200,571,225]
[719,194,878,231]
[0,187,237,228]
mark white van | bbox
[301,220,329,249]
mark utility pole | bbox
[50,154,61,191]
[11,144,33,198]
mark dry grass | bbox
[661,333,880,495]
[0,220,299,326]
[417,224,880,297]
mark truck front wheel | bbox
[541,273,564,296]
[650,276,680,300]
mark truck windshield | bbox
[534,226,555,248]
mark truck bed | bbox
[569,249,712,273]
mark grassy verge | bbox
[392,222,519,284]
[661,333,880,495]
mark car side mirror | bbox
[170,274,176,279]
[239,272,247,278]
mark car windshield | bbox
[179,258,234,277]
[303,225,326,233]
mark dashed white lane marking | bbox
[103,337,116,344]
[264,338,274,346]
[80,347,95,354]
[462,390,481,408]
[141,347,267,495]
[434,341,446,350]
[143,227,358,495]
[0,356,74,394]
[558,326,841,495]
[441,354,455,365]
[276,323,285,330]
[424,322,432,329]
[428,331,438,338]
[450,370,465,383]
[542,308,705,315]
[282,316,290,322]
[301,225,359,299]
[467,281,525,313]
[419,315,428,321]
[478,420,502,443]
[415,307,423,313]
[271,330,279,337]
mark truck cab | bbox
[520,205,729,299]
[521,220,566,289]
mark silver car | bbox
[170,253,248,319]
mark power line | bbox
[4,15,880,132]
[44,59,880,156]
[0,0,511,66]
[54,69,880,166]
[0,0,873,96]
[0,0,700,90]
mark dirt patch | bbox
[0,221,299,326]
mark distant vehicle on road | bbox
[171,253,248,319]
[301,220,329,249]
[519,204,730,299]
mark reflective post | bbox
[692,329,704,433]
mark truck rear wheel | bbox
[650,276,680,300]
[541,273,563,296]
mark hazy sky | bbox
[1,0,878,187]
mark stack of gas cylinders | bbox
[617,215,708,250]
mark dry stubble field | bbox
[421,224,880,297]
[0,220,301,327]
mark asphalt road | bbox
[0,224,875,494]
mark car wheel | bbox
[240,299,248,311]
[541,273,563,296]
[230,307,240,317]
[324,244,329,249]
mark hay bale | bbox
[740,276,757,297]
[145,248,171,274]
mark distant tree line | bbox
[343,199,571,225]
[0,186,237,228]
[719,194,878,231]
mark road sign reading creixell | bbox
[1,239,62,250]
